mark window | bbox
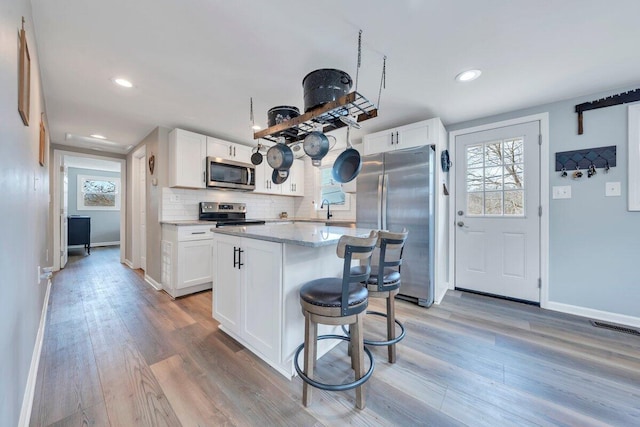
[466,138,525,216]
[77,175,120,210]
[317,166,350,211]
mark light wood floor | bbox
[30,246,640,426]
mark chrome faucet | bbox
[320,199,333,220]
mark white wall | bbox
[0,1,51,424]
[448,85,640,323]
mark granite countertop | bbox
[160,218,356,227]
[211,223,372,247]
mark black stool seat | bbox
[352,265,401,289]
[300,278,368,309]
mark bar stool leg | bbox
[351,313,366,409]
[387,295,396,363]
[302,312,317,407]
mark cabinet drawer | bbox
[177,225,215,241]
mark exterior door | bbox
[455,121,541,302]
[60,164,69,268]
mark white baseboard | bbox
[18,279,52,427]
[123,259,134,269]
[546,301,640,329]
[433,283,449,305]
[145,274,163,291]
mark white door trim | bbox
[448,113,550,308]
[131,145,146,269]
[52,149,127,270]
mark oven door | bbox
[207,157,255,191]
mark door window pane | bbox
[466,168,483,191]
[505,191,524,215]
[485,142,503,166]
[485,192,503,215]
[467,193,483,215]
[466,145,483,168]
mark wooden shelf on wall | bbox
[253,91,378,143]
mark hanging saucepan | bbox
[332,128,361,183]
[266,139,294,171]
[303,131,331,167]
[251,144,264,165]
[302,69,353,112]
[272,168,289,184]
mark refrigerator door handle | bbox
[377,175,383,229]
[381,174,388,230]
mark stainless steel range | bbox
[199,202,266,227]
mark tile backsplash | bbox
[161,187,296,221]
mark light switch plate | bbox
[552,185,572,199]
[605,182,621,197]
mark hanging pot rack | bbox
[253,91,377,143]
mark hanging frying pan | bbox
[251,144,264,165]
[332,127,361,183]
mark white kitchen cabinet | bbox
[254,161,282,194]
[169,129,207,188]
[255,159,304,196]
[363,118,438,155]
[161,224,214,298]
[212,234,282,362]
[206,136,252,163]
[280,159,305,196]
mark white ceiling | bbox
[31,0,640,154]
[64,155,121,173]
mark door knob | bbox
[457,221,465,227]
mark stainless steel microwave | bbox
[206,157,255,191]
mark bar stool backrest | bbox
[337,230,378,316]
[374,228,408,292]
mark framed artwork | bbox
[77,175,121,211]
[18,17,30,126]
[39,114,45,166]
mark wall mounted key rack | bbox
[555,145,616,172]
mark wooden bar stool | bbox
[294,231,378,409]
[348,229,408,363]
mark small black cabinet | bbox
[68,215,91,254]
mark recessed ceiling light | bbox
[455,69,482,82]
[113,78,133,88]
[252,125,262,130]
[90,134,107,139]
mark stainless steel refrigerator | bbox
[356,145,435,307]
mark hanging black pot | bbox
[302,69,353,112]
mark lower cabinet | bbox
[212,234,282,363]
[161,224,214,298]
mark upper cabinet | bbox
[254,158,305,197]
[207,136,252,163]
[169,129,207,189]
[363,118,440,155]
[280,159,305,196]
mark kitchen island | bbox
[211,223,373,378]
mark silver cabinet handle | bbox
[191,231,206,234]
[396,131,399,144]
[233,146,236,157]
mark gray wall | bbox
[0,0,51,424]
[67,167,121,244]
[448,85,640,319]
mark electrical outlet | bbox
[170,194,180,202]
[605,182,621,197]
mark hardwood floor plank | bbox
[151,354,234,426]
[83,297,181,426]
[47,402,110,427]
